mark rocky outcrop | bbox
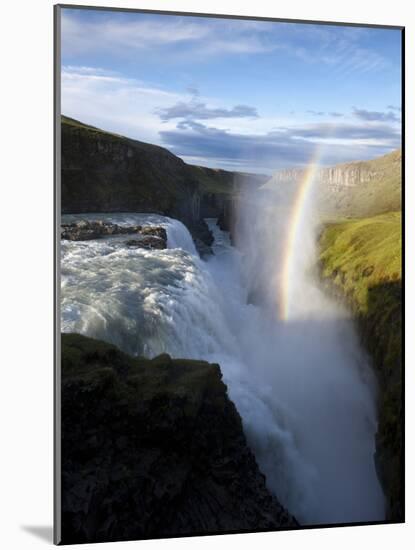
[60,333,296,544]
[125,236,165,250]
[61,220,167,250]
[217,198,239,245]
[61,220,140,240]
[190,220,214,258]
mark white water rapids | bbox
[61,211,385,525]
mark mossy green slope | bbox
[319,212,401,308]
[319,211,403,521]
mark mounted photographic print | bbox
[54,4,404,545]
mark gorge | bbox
[60,116,402,540]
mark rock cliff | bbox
[269,162,382,188]
[265,150,401,218]
[61,116,265,245]
[60,333,296,544]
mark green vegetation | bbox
[319,211,403,521]
[62,115,104,132]
[61,115,166,153]
[319,211,401,310]
[189,165,235,195]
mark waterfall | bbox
[61,211,385,525]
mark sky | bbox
[60,8,402,174]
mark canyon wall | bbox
[266,150,401,217]
[61,116,265,245]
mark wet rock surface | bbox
[125,236,165,250]
[189,219,214,257]
[61,220,167,249]
[61,333,297,544]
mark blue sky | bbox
[61,8,402,174]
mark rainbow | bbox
[278,154,321,321]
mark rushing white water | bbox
[61,210,385,525]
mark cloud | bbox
[352,107,400,123]
[331,47,388,76]
[61,65,119,76]
[387,105,402,112]
[272,25,390,75]
[61,65,186,145]
[61,11,211,56]
[284,122,399,141]
[329,112,344,118]
[186,86,200,97]
[62,65,128,85]
[61,64,401,174]
[159,119,401,172]
[157,100,258,122]
[61,10,391,75]
[61,10,275,59]
[307,110,325,116]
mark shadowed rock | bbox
[60,333,297,544]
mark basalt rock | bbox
[60,333,296,544]
[140,225,167,241]
[264,149,401,218]
[61,221,167,249]
[188,219,214,257]
[125,236,166,250]
[61,220,141,241]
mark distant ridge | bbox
[265,149,401,218]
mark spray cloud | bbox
[232,155,385,523]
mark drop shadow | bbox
[21,525,53,543]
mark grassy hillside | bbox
[62,115,180,155]
[319,211,403,521]
[319,211,401,307]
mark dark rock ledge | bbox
[60,333,297,544]
[61,220,167,250]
